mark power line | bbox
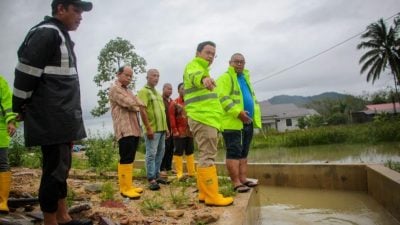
[253,12,400,86]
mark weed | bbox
[134,167,147,178]
[169,186,190,208]
[8,130,26,167]
[218,175,236,197]
[66,188,76,207]
[101,181,116,201]
[140,193,164,215]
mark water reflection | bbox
[214,142,400,163]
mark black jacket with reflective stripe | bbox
[13,17,86,147]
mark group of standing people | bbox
[0,0,261,224]
[182,41,262,206]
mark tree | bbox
[306,95,365,124]
[357,17,400,104]
[91,37,147,117]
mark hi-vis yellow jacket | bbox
[183,57,223,130]
[216,67,261,130]
[0,76,16,148]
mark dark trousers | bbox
[160,136,174,171]
[118,136,139,164]
[223,123,254,159]
[173,137,194,156]
[0,148,9,172]
[39,143,71,213]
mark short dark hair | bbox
[196,41,216,53]
[178,82,184,90]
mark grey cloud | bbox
[1,0,398,118]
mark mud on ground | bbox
[7,167,228,225]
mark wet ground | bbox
[0,167,252,225]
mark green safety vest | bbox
[0,76,17,148]
[183,57,223,130]
[216,67,261,130]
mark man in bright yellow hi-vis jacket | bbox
[0,75,17,214]
[216,53,261,193]
[183,41,233,206]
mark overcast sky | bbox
[1,0,399,118]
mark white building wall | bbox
[276,117,300,132]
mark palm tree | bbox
[357,17,400,106]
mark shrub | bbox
[84,134,118,174]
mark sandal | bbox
[233,184,250,193]
[242,180,258,187]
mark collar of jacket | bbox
[194,57,210,69]
[43,16,69,32]
[227,66,250,78]
[144,84,156,90]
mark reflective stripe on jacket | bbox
[13,17,86,147]
[216,66,261,130]
[183,57,222,130]
[0,76,16,148]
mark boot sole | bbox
[205,201,233,207]
[120,193,140,200]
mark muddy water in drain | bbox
[258,186,400,225]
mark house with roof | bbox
[259,101,319,132]
[352,102,400,123]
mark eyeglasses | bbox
[232,60,245,65]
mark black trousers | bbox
[39,143,71,213]
[118,136,139,164]
[160,136,174,171]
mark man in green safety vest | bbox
[216,53,262,193]
[183,41,233,206]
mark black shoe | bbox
[149,182,160,191]
[59,219,93,225]
[156,178,170,185]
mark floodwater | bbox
[214,142,400,164]
[257,186,400,225]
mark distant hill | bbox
[267,92,351,107]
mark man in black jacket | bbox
[13,1,92,224]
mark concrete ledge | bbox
[243,163,367,191]
[216,187,258,225]
[367,164,400,222]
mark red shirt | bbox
[168,96,191,137]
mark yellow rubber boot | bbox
[173,155,183,180]
[118,164,141,199]
[131,165,143,193]
[196,165,205,202]
[186,154,196,177]
[196,166,225,203]
[0,171,11,213]
[197,166,233,206]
